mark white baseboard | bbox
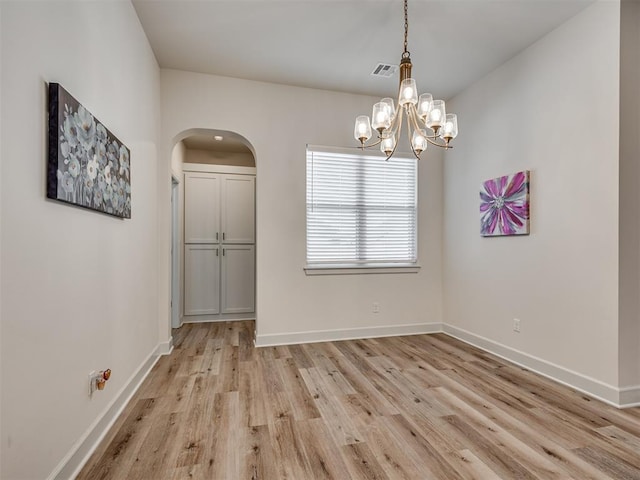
[156,337,174,355]
[619,385,640,408]
[255,322,443,347]
[48,341,173,480]
[183,314,256,323]
[442,324,625,408]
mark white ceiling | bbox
[132,0,594,101]
[182,132,253,153]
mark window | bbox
[306,145,417,272]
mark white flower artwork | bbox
[48,83,131,218]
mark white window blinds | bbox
[306,145,417,266]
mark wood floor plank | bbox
[596,425,640,454]
[76,398,157,480]
[341,442,390,480]
[363,417,428,479]
[199,337,224,375]
[259,354,288,393]
[304,349,358,396]
[449,449,503,480]
[126,411,185,480]
[174,375,218,469]
[382,413,466,480]
[437,379,608,479]
[574,445,640,480]
[268,417,313,479]
[408,360,605,479]
[77,321,640,480]
[295,417,352,479]
[431,386,574,480]
[287,344,315,369]
[328,353,400,417]
[299,367,364,445]
[277,357,322,421]
[215,345,239,393]
[369,356,453,418]
[240,424,278,480]
[208,391,241,479]
[442,414,538,480]
[239,359,269,427]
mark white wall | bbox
[160,70,444,344]
[444,2,621,391]
[619,0,640,392]
[171,139,186,179]
[0,2,160,478]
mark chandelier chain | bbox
[402,0,409,58]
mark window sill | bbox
[304,263,421,276]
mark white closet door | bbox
[221,175,255,244]
[221,245,255,314]
[184,245,220,315]
[184,173,220,244]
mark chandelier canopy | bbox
[354,0,459,160]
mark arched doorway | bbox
[170,129,257,331]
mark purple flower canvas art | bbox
[480,170,530,236]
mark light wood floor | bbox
[78,321,640,480]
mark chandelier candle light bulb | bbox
[381,135,396,155]
[411,129,428,154]
[417,93,433,119]
[442,114,459,143]
[426,99,446,132]
[372,102,391,131]
[353,0,459,160]
[400,78,418,105]
[381,98,396,120]
[355,115,372,143]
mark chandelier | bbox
[354,0,458,159]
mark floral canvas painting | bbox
[480,170,529,236]
[48,83,131,218]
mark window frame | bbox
[304,145,420,275]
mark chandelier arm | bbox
[363,137,384,149]
[382,106,403,160]
[405,112,421,160]
[395,105,404,141]
[385,137,400,161]
[425,136,453,149]
[407,105,424,133]
[387,107,402,136]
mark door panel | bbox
[184,244,220,315]
[221,175,255,244]
[185,173,220,244]
[221,245,255,314]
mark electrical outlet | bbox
[513,318,521,333]
[373,302,380,313]
[88,371,98,396]
[89,369,112,396]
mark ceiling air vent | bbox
[371,63,398,78]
